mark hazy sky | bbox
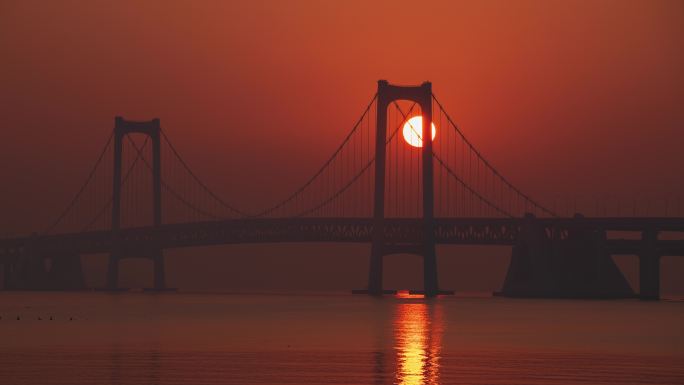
[1,0,682,291]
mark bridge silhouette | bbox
[1,81,682,299]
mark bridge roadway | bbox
[1,217,683,258]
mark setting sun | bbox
[402,116,436,148]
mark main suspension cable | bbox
[160,129,249,217]
[44,130,115,235]
[255,93,378,217]
[432,94,557,217]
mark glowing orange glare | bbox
[396,290,425,299]
[402,116,436,148]
[394,303,444,385]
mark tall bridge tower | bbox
[106,117,165,290]
[368,80,441,297]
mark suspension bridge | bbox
[0,81,682,299]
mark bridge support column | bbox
[367,245,384,296]
[364,80,390,296]
[2,260,29,290]
[47,254,85,290]
[501,214,552,297]
[1,262,9,289]
[423,244,439,297]
[418,81,439,298]
[153,250,166,290]
[106,249,166,290]
[2,261,18,290]
[639,256,660,300]
[6,237,49,290]
[639,229,660,300]
[16,258,48,290]
[107,253,120,290]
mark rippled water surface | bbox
[0,292,682,384]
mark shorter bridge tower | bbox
[106,117,166,290]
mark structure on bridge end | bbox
[501,214,635,299]
[2,234,85,290]
[106,117,166,290]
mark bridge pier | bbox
[360,244,443,296]
[556,217,633,298]
[153,249,166,290]
[639,229,660,300]
[106,253,120,290]
[46,253,85,290]
[107,249,166,290]
[422,244,439,297]
[2,251,84,290]
[367,245,384,296]
[2,260,22,290]
[2,237,49,290]
[1,261,8,289]
[501,214,634,299]
[501,214,553,296]
[639,255,660,300]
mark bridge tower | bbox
[106,117,165,290]
[639,229,660,300]
[367,80,440,297]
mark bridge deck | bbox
[1,217,683,259]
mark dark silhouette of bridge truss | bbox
[1,81,682,299]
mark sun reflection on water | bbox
[394,300,444,385]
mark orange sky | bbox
[1,0,682,291]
